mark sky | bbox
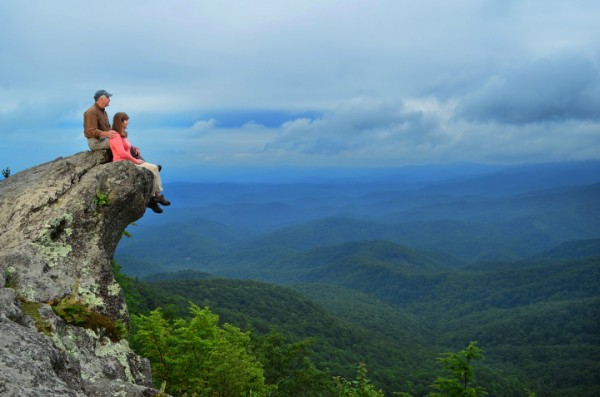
[1,0,600,182]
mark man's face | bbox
[97,96,111,108]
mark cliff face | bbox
[0,151,161,396]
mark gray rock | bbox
[0,151,165,396]
[0,287,23,322]
[0,316,85,397]
[0,151,153,321]
[82,379,160,397]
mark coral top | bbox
[109,133,142,165]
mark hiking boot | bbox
[155,194,171,206]
[147,198,163,213]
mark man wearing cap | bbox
[84,89,117,150]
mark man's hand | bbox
[103,130,118,139]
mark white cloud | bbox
[191,119,219,132]
[1,0,600,177]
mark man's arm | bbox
[83,110,104,139]
[84,110,116,139]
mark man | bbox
[83,89,117,150]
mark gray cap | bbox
[94,89,112,101]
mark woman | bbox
[109,112,170,213]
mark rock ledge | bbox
[0,151,162,397]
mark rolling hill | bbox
[115,161,600,396]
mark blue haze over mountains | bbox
[116,160,600,275]
[115,160,600,395]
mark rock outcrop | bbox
[0,151,162,396]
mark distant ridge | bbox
[143,269,214,282]
[532,238,600,260]
[170,160,600,186]
[417,160,600,196]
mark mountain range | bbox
[116,161,600,396]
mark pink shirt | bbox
[109,133,143,165]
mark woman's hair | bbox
[112,112,129,137]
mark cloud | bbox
[458,52,600,124]
[1,1,600,177]
[264,97,448,156]
[191,119,218,133]
[259,92,600,166]
[0,98,82,134]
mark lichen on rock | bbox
[0,150,163,397]
[34,212,74,267]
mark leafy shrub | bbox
[132,304,273,397]
[52,296,126,342]
[3,266,17,288]
[333,362,384,397]
[94,192,111,207]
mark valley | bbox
[116,161,600,396]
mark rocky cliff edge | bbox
[0,151,163,396]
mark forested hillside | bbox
[120,246,599,396]
[116,162,600,396]
[118,180,600,269]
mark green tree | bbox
[334,362,385,397]
[1,167,10,179]
[429,341,487,397]
[252,330,334,396]
[130,308,174,386]
[112,261,142,314]
[132,304,272,397]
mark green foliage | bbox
[428,341,487,397]
[333,362,384,397]
[125,276,429,393]
[94,191,111,207]
[1,167,10,178]
[20,301,52,336]
[116,245,599,396]
[251,330,334,397]
[51,295,125,342]
[116,218,245,271]
[114,255,169,277]
[113,176,600,396]
[3,266,17,288]
[112,260,142,314]
[53,300,90,325]
[131,304,273,397]
[122,222,137,238]
[143,269,213,282]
